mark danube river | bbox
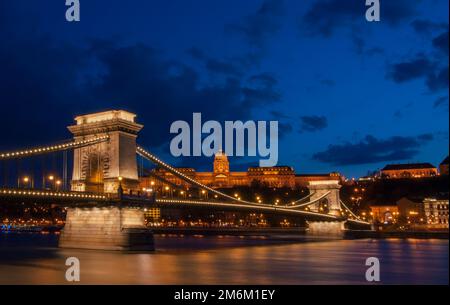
[0,232,448,284]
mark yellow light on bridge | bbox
[48,175,54,181]
[23,177,29,183]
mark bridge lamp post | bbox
[20,176,32,189]
[164,186,173,197]
[47,175,55,190]
[56,180,61,191]
[117,176,124,199]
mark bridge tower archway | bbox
[68,110,143,194]
[307,181,342,216]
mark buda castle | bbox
[140,151,341,190]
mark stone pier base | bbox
[59,206,154,251]
[306,221,346,238]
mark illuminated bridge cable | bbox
[137,146,313,208]
[136,146,261,205]
[0,136,110,160]
[154,198,341,220]
[286,191,331,209]
[339,200,371,225]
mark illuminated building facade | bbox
[370,205,399,224]
[140,151,341,190]
[424,198,449,228]
[380,163,438,179]
[440,156,449,176]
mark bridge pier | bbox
[306,181,346,238]
[306,221,346,238]
[59,205,154,251]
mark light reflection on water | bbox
[0,232,448,284]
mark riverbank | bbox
[2,226,448,240]
[151,227,449,239]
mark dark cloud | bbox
[248,73,278,87]
[432,31,449,55]
[426,66,449,92]
[320,79,335,87]
[302,0,419,37]
[434,96,449,109]
[313,134,434,166]
[187,47,243,77]
[0,34,281,150]
[227,0,284,48]
[270,110,292,119]
[278,122,293,139]
[205,59,243,77]
[411,19,448,35]
[365,47,385,56]
[387,54,448,92]
[351,32,385,56]
[388,55,436,83]
[242,73,281,107]
[299,116,328,133]
[387,28,449,93]
[394,110,403,119]
[393,102,413,119]
[186,47,206,60]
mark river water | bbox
[0,232,448,284]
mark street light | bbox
[20,176,32,188]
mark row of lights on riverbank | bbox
[18,175,63,190]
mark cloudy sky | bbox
[0,0,448,178]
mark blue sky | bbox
[0,0,448,178]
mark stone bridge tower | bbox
[68,110,143,194]
[307,180,345,237]
[307,180,342,216]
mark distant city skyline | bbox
[0,0,448,178]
